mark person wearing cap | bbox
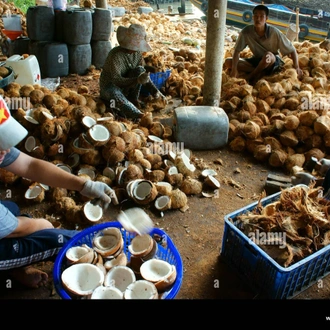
[0,96,118,288]
[224,4,303,84]
[99,24,166,120]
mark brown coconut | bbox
[124,164,144,182]
[81,149,103,166]
[304,148,325,162]
[242,120,261,140]
[314,116,330,136]
[170,189,188,209]
[0,168,20,184]
[264,136,282,151]
[284,115,300,130]
[229,136,246,152]
[29,89,45,104]
[253,144,271,162]
[269,149,288,167]
[279,130,299,147]
[145,170,165,183]
[299,110,319,127]
[285,154,306,173]
[180,177,203,195]
[295,125,314,142]
[102,147,125,165]
[246,138,264,154]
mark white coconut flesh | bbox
[103,167,115,180]
[24,115,39,124]
[93,233,121,252]
[201,169,217,177]
[117,207,154,235]
[57,164,72,173]
[83,202,103,222]
[25,185,43,199]
[82,116,96,128]
[104,252,127,271]
[66,246,90,262]
[205,175,220,189]
[148,135,163,143]
[104,265,136,292]
[133,181,154,200]
[155,195,171,210]
[140,259,174,283]
[78,167,95,180]
[124,280,158,299]
[128,234,153,256]
[91,285,124,299]
[179,152,196,173]
[61,263,105,296]
[167,166,178,175]
[88,124,110,142]
[24,136,36,152]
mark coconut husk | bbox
[285,154,306,173]
[269,149,288,167]
[229,136,246,152]
[279,130,299,147]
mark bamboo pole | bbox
[296,7,299,41]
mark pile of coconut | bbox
[60,227,178,299]
[221,39,330,175]
[0,82,220,226]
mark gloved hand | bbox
[80,180,119,208]
[291,172,316,186]
[319,158,330,176]
[154,91,167,104]
[137,72,150,85]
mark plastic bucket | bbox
[286,23,300,41]
[2,15,21,31]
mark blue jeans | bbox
[0,201,79,270]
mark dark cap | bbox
[253,4,269,16]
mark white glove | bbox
[291,172,315,186]
[319,158,330,176]
[80,180,119,207]
[137,72,150,85]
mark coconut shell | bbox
[299,110,319,127]
[268,149,288,167]
[285,154,305,173]
[284,115,300,130]
[229,136,246,152]
[279,130,299,147]
[314,115,330,136]
[170,189,188,209]
[242,120,261,140]
[253,144,271,162]
[145,170,165,183]
[180,177,203,195]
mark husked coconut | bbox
[304,148,324,162]
[284,115,300,130]
[242,120,261,140]
[298,110,319,127]
[279,130,299,147]
[314,116,330,136]
[264,136,282,151]
[180,177,203,195]
[25,183,45,203]
[170,188,187,209]
[253,144,271,162]
[154,195,171,211]
[285,154,305,173]
[269,149,288,167]
[155,181,172,196]
[296,125,314,142]
[229,136,246,152]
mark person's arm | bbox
[290,49,303,79]
[5,151,86,191]
[230,49,241,78]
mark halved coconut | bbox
[87,124,111,147]
[104,265,136,292]
[92,227,123,257]
[140,259,177,292]
[124,280,158,299]
[154,195,171,211]
[72,137,92,155]
[175,152,196,176]
[132,180,158,205]
[82,115,96,128]
[103,252,127,271]
[201,169,217,177]
[155,181,172,196]
[25,183,45,202]
[126,179,143,198]
[103,166,116,180]
[24,115,39,124]
[83,201,103,222]
[128,234,153,257]
[56,163,72,173]
[204,175,220,189]
[148,135,163,143]
[117,207,154,235]
[65,245,94,265]
[77,166,96,180]
[61,263,104,297]
[91,285,124,299]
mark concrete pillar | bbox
[202,0,227,107]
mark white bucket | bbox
[5,55,41,86]
[2,15,21,31]
[286,23,300,41]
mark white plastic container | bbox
[2,15,22,31]
[5,55,41,85]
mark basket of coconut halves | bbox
[53,207,183,299]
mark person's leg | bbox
[0,228,79,288]
[100,83,143,120]
[246,52,276,83]
[0,201,20,216]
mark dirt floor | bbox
[0,72,330,309]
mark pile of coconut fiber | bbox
[234,184,330,267]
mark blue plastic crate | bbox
[222,185,330,299]
[53,221,183,299]
[140,69,171,96]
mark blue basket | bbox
[222,185,330,299]
[53,221,183,299]
[141,69,171,96]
